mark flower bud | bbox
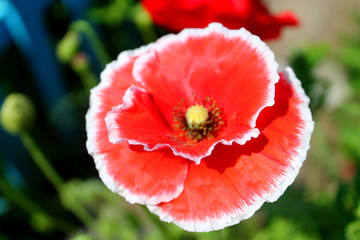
[0,93,35,134]
[57,31,80,63]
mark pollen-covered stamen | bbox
[173,97,225,141]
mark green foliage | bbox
[30,212,55,233]
[332,13,360,163]
[333,102,360,161]
[88,0,136,28]
[70,233,97,240]
[346,220,360,240]
[252,217,320,240]
[338,13,360,93]
[2,1,360,239]
[289,44,329,112]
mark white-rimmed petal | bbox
[104,22,279,164]
[86,47,188,206]
[147,67,314,232]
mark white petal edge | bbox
[106,85,260,164]
[147,67,315,232]
[105,23,278,163]
[110,126,260,165]
[133,22,280,129]
[86,46,187,205]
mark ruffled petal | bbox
[105,83,260,164]
[94,144,188,205]
[116,23,278,162]
[148,67,314,232]
[86,48,188,205]
[106,86,175,148]
[133,23,279,129]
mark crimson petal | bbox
[141,0,299,40]
[148,67,314,232]
[86,49,188,205]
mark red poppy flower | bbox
[86,23,314,232]
[141,0,299,40]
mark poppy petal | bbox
[86,48,188,205]
[108,23,278,163]
[141,0,299,40]
[249,11,299,40]
[147,67,314,232]
[105,85,176,150]
[105,84,260,164]
[133,23,279,130]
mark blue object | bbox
[0,0,32,51]
[1,0,66,110]
[62,0,93,19]
[0,0,94,109]
[0,0,95,136]
[0,0,93,180]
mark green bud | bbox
[57,31,80,63]
[0,93,35,134]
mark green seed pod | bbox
[0,93,35,134]
[57,31,80,63]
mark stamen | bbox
[173,96,225,141]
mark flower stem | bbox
[0,175,42,215]
[70,20,111,68]
[20,132,96,229]
[71,53,98,92]
[20,132,64,193]
[141,205,169,237]
[132,4,158,44]
[79,68,98,91]
[0,175,74,233]
[61,188,95,229]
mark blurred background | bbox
[1,0,360,239]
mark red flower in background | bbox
[141,0,298,40]
[86,23,313,232]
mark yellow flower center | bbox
[186,105,209,130]
[173,96,225,141]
